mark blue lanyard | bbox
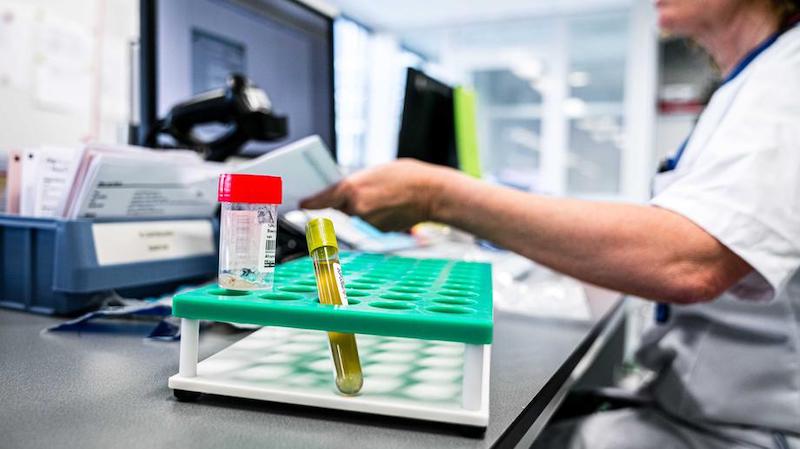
[660,27,790,173]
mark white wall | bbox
[0,0,138,150]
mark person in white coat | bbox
[302,0,800,447]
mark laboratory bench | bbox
[0,278,624,449]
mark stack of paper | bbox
[5,146,82,217]
[4,144,226,219]
[4,136,346,219]
[2,135,425,253]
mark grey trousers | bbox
[531,407,799,449]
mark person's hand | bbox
[300,159,457,231]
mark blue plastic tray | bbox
[0,215,218,315]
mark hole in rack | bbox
[358,274,394,284]
[276,272,307,279]
[447,283,480,290]
[448,272,477,278]
[380,293,419,301]
[379,265,409,271]
[317,297,362,305]
[370,301,414,310]
[368,271,406,279]
[207,288,250,297]
[427,305,474,314]
[441,283,478,292]
[342,263,363,270]
[346,298,362,305]
[389,286,426,294]
[346,283,379,290]
[447,278,478,285]
[279,285,316,293]
[450,267,479,273]
[408,280,438,286]
[372,264,405,270]
[416,266,445,272]
[345,290,369,297]
[438,290,478,298]
[259,292,303,301]
[295,279,318,287]
[433,298,476,306]
[398,280,431,287]
[404,275,438,282]
[352,278,382,286]
[408,267,439,273]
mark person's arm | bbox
[301,159,752,304]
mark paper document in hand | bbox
[234,135,342,214]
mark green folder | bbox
[454,87,482,178]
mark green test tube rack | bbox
[168,252,493,429]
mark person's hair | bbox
[772,0,800,24]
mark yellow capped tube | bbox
[306,218,363,395]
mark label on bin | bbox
[92,220,214,266]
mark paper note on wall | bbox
[0,2,36,90]
[33,14,92,113]
[101,37,129,120]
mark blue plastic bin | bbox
[0,215,218,315]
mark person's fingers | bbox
[361,210,394,232]
[299,182,349,210]
[363,209,413,232]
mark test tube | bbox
[306,218,363,395]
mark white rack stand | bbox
[169,319,491,428]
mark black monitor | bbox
[397,68,458,169]
[139,0,335,157]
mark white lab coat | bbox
[643,23,800,435]
[535,24,800,449]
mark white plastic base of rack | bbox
[169,319,491,428]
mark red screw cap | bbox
[217,174,283,204]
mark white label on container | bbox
[92,220,214,266]
[333,262,348,306]
[227,210,257,269]
[257,221,277,270]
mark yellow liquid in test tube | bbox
[306,218,363,395]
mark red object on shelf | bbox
[658,99,705,115]
[217,174,283,204]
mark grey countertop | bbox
[0,289,620,449]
